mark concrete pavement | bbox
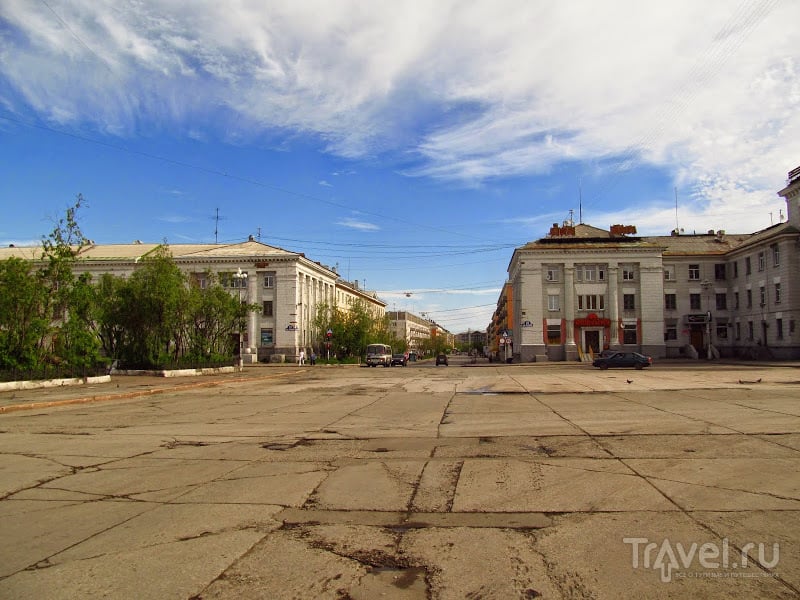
[0,361,798,598]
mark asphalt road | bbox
[1,361,799,599]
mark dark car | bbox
[391,353,408,367]
[592,351,652,370]
[435,353,448,366]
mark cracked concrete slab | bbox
[1,362,798,598]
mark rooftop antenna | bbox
[578,177,583,224]
[256,227,262,242]
[674,187,680,234]
[770,212,774,225]
[210,208,227,244]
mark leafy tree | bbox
[0,257,50,369]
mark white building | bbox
[504,166,800,362]
[0,239,385,363]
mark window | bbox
[622,266,636,281]
[748,321,754,340]
[547,324,561,345]
[623,294,636,310]
[192,274,208,289]
[664,327,677,341]
[576,265,605,282]
[776,319,784,340]
[758,251,765,271]
[220,272,248,289]
[746,289,752,308]
[262,301,273,317]
[690,293,701,310]
[664,266,675,281]
[546,267,559,282]
[622,324,638,345]
[688,264,700,280]
[714,264,726,280]
[732,261,738,278]
[260,328,274,344]
[772,244,780,267]
[664,294,677,310]
[775,282,781,304]
[263,272,275,288]
[547,294,560,311]
[735,322,741,340]
[578,295,605,310]
[759,286,766,307]
[745,257,751,275]
[715,293,727,310]
[734,292,739,310]
[716,325,728,339]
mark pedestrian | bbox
[310,351,316,365]
[298,349,305,365]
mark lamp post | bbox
[233,268,248,369]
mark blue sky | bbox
[1,1,799,333]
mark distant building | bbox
[387,311,432,351]
[495,166,800,362]
[0,239,385,363]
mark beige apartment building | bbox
[0,239,386,363]
[502,165,800,362]
[387,311,433,351]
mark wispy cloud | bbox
[336,218,380,231]
[2,0,798,229]
[158,215,191,223]
[318,180,333,187]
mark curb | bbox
[0,370,303,415]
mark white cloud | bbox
[2,0,798,229]
[318,179,333,187]
[336,218,380,231]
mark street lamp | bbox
[233,268,248,369]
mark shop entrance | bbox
[690,325,705,357]
[582,329,602,355]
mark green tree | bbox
[0,258,50,369]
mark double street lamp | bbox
[233,268,248,369]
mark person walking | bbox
[298,349,305,365]
[310,351,316,365]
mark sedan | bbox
[391,354,408,367]
[592,351,652,370]
[435,353,449,366]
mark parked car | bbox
[592,351,652,370]
[391,353,408,367]
[436,353,449,366]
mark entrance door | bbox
[690,325,704,357]
[584,330,600,355]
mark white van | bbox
[365,343,392,367]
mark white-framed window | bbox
[263,272,275,288]
[575,264,605,282]
[772,244,780,267]
[578,295,605,310]
[664,266,675,281]
[547,294,560,311]
[622,266,636,281]
[775,282,781,304]
[688,264,700,280]
[546,267,559,282]
[622,324,638,344]
[758,251,765,271]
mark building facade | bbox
[498,166,800,362]
[0,239,386,363]
[387,311,432,351]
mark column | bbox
[564,266,578,360]
[607,265,619,346]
